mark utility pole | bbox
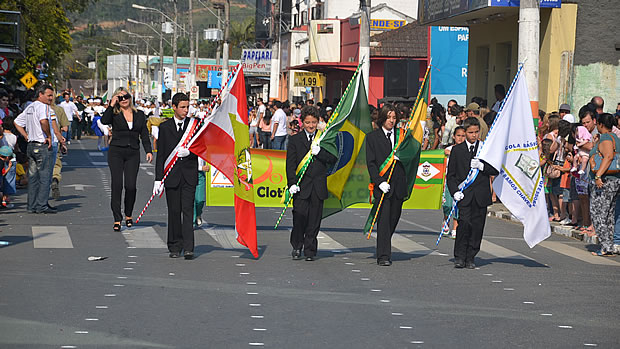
[159,14,165,103]
[94,47,99,96]
[518,0,539,118]
[359,0,370,96]
[189,0,195,89]
[172,0,179,93]
[222,0,230,84]
[269,0,281,100]
[215,4,223,65]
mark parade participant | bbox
[442,126,466,239]
[101,87,153,232]
[447,117,499,269]
[366,104,407,266]
[59,92,78,144]
[286,105,336,261]
[194,157,209,227]
[154,93,198,260]
[73,95,85,140]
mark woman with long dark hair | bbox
[101,87,153,231]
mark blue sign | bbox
[492,0,561,8]
[430,26,469,105]
[207,70,222,89]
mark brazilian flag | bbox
[101,91,108,103]
[363,65,430,234]
[320,72,373,217]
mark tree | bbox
[0,0,94,85]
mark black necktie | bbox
[308,134,313,143]
[387,131,392,147]
[469,144,475,157]
[177,122,183,133]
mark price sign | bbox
[294,72,322,87]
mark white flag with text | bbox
[478,69,551,248]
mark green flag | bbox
[321,73,373,218]
[101,91,108,103]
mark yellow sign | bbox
[370,19,407,31]
[294,72,322,87]
[20,72,38,89]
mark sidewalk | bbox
[487,202,598,244]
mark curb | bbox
[487,203,598,245]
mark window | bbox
[317,23,333,34]
[301,10,308,25]
[293,13,299,28]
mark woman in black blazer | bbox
[101,88,153,231]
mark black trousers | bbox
[71,119,82,139]
[108,145,140,222]
[165,179,196,253]
[291,191,323,257]
[376,195,404,261]
[454,202,488,263]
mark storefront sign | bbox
[430,26,469,105]
[241,49,272,75]
[370,19,407,31]
[420,0,561,24]
[196,64,222,82]
[294,72,322,87]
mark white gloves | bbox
[177,147,190,158]
[311,144,321,156]
[378,181,390,194]
[453,191,464,202]
[470,158,484,170]
[289,184,300,195]
[153,181,163,196]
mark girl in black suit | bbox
[102,88,153,231]
[366,104,407,266]
[286,106,336,261]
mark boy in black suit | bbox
[446,117,498,269]
[366,104,407,266]
[286,106,336,261]
[154,93,199,260]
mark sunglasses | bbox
[118,94,132,101]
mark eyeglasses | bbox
[118,94,132,101]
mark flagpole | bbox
[135,64,241,223]
[436,63,525,246]
[273,60,365,229]
[365,62,432,239]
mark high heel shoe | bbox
[113,223,121,232]
[125,218,133,228]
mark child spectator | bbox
[442,126,466,238]
[571,125,592,176]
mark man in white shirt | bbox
[270,100,288,150]
[14,84,63,214]
[59,92,78,143]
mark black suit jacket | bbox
[286,131,337,200]
[365,128,407,200]
[101,107,152,152]
[446,141,499,207]
[155,117,198,188]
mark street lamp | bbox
[112,42,139,93]
[121,29,155,98]
[127,18,171,103]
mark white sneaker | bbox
[559,218,571,225]
[450,230,457,239]
[578,170,585,175]
[195,216,203,226]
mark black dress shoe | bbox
[169,252,181,258]
[378,259,392,266]
[465,261,476,269]
[305,256,315,261]
[184,251,194,260]
[291,249,302,260]
[454,260,465,268]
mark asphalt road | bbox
[1,138,618,348]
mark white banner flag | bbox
[477,69,551,248]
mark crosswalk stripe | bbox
[32,226,73,248]
[539,241,620,266]
[123,227,167,248]
[317,231,351,252]
[203,227,244,249]
[370,232,444,256]
[88,152,104,156]
[91,161,108,166]
[480,239,534,261]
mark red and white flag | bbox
[187,68,258,258]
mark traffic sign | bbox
[20,72,38,89]
[190,86,199,100]
[0,55,9,76]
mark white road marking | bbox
[85,318,99,321]
[317,231,351,252]
[399,326,412,329]
[74,331,89,334]
[371,232,444,256]
[104,294,116,297]
[539,241,620,266]
[392,313,403,316]
[558,325,573,329]
[503,288,515,291]
[247,292,258,295]
[116,276,128,279]
[124,267,134,270]
[95,306,108,309]
[91,161,108,166]
[351,270,360,273]
[253,328,267,331]
[480,239,534,261]
[32,226,73,249]
[380,300,390,303]
[523,301,535,304]
[251,315,264,319]
[492,280,503,283]
[203,227,245,249]
[240,272,250,275]
[360,278,370,281]
[89,152,104,156]
[246,282,257,285]
[236,263,246,267]
[249,343,264,346]
[249,304,261,307]
[370,289,382,292]
[583,344,598,347]
[540,313,553,316]
[113,284,125,287]
[411,341,425,344]
[61,346,76,348]
[122,227,167,249]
